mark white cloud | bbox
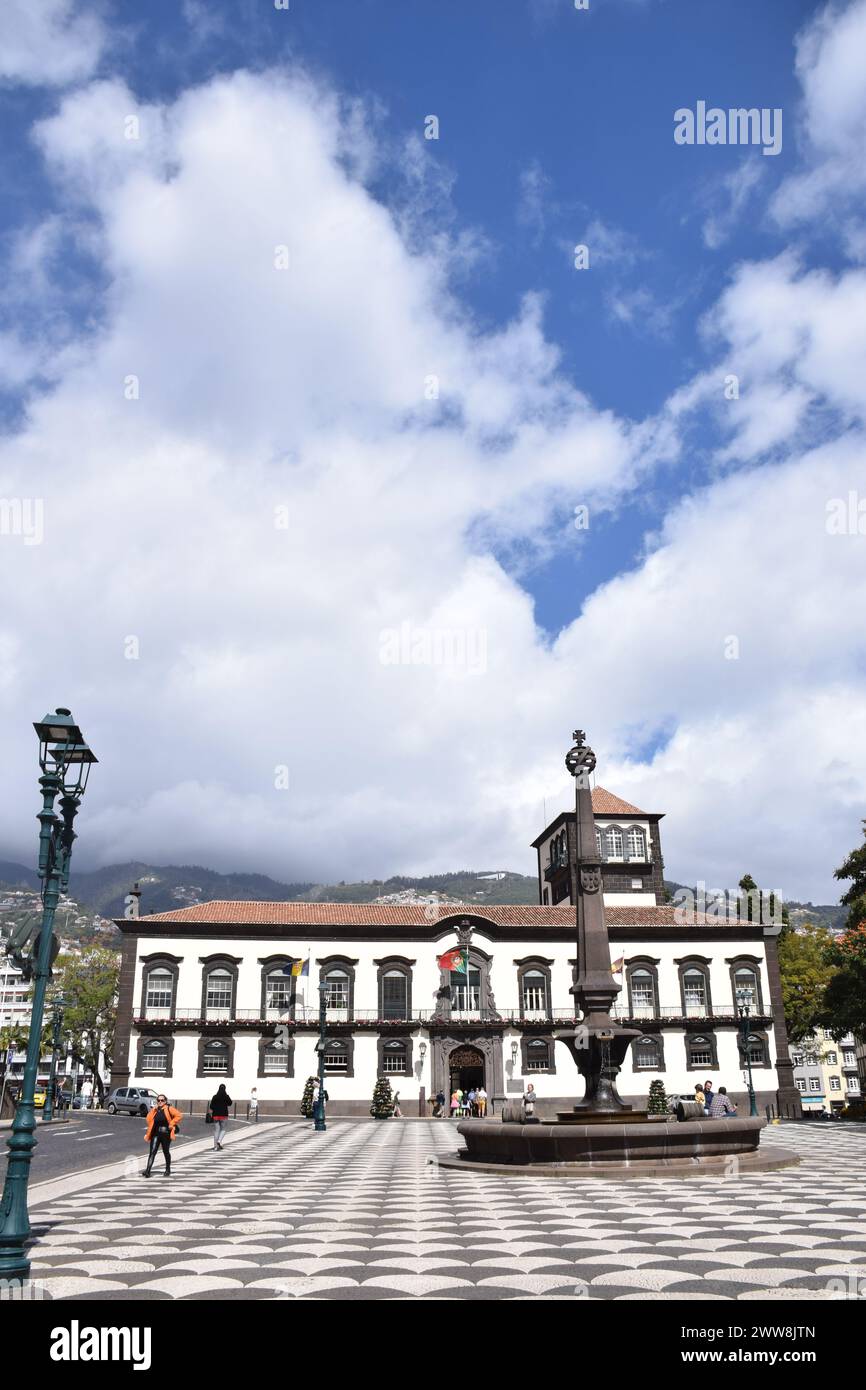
[552,432,866,901]
[772,0,866,245]
[1,45,865,904]
[0,68,660,887]
[701,159,767,250]
[517,160,554,243]
[666,252,866,461]
[0,0,105,88]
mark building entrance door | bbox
[449,1044,485,1096]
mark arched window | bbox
[742,1033,767,1067]
[687,1035,716,1070]
[323,1039,350,1074]
[629,968,656,1019]
[139,955,182,1020]
[633,1036,662,1070]
[732,964,762,1013]
[205,967,233,1018]
[381,969,408,1020]
[451,965,481,1014]
[260,1035,293,1076]
[381,1039,409,1075]
[318,957,358,1022]
[605,826,623,859]
[136,1034,175,1077]
[523,1038,552,1072]
[265,967,293,1019]
[201,1039,230,1074]
[145,969,173,1017]
[521,970,548,1017]
[682,968,708,1017]
[595,828,603,858]
[323,968,350,1018]
[627,827,646,859]
[140,1038,169,1075]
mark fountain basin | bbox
[440,1116,798,1178]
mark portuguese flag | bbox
[437,947,469,974]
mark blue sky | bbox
[1,0,817,614]
[1,0,865,898]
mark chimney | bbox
[125,882,142,921]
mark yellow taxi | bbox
[33,1089,48,1108]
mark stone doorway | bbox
[449,1044,485,1095]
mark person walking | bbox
[143,1093,183,1178]
[435,1088,446,1118]
[523,1083,537,1120]
[467,1087,477,1117]
[450,1088,460,1118]
[79,1076,93,1111]
[248,1087,258,1122]
[709,1086,737,1118]
[476,1085,487,1118]
[210,1083,232,1150]
[703,1080,714,1115]
[392,1090,403,1118]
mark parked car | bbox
[105,1086,160,1117]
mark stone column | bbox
[764,929,802,1118]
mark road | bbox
[0,1110,253,1184]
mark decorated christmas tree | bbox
[371,1076,395,1119]
[300,1076,317,1118]
[647,1078,668,1116]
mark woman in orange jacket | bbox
[143,1094,183,1178]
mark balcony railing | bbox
[133,1001,773,1028]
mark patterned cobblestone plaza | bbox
[26,1120,866,1301]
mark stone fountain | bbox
[438,730,796,1177]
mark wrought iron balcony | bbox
[133,1000,773,1029]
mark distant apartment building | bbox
[0,956,32,1030]
[790,1029,861,1113]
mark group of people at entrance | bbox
[432,1086,488,1117]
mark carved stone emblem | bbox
[456,918,473,948]
[580,866,601,894]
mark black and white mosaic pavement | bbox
[25,1120,866,1300]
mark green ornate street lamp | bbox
[0,709,96,1285]
[736,988,760,1118]
[313,982,327,1132]
[42,996,71,1124]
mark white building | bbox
[111,789,799,1117]
[0,957,31,1030]
[791,1029,861,1114]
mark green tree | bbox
[834,820,866,931]
[0,1023,29,1055]
[777,922,836,1042]
[300,1076,316,1118]
[821,924,866,1038]
[371,1076,394,1119]
[737,873,788,928]
[53,948,119,1103]
[647,1078,668,1115]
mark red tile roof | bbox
[122,900,750,932]
[591,786,650,816]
